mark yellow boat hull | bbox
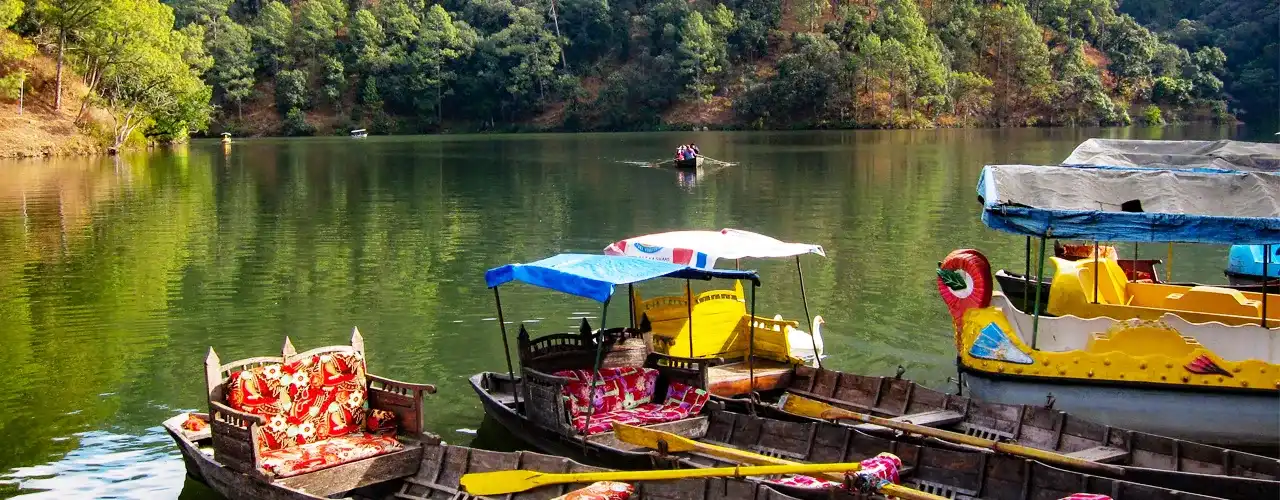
[938,248,1279,445]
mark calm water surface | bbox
[0,126,1266,498]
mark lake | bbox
[0,126,1268,498]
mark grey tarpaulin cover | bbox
[977,164,1280,244]
[1061,139,1280,172]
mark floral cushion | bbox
[258,432,403,478]
[570,400,705,435]
[226,352,369,451]
[768,475,840,489]
[552,481,634,500]
[556,368,659,418]
[365,409,398,435]
[663,382,710,415]
[767,452,903,491]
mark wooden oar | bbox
[459,462,867,495]
[698,155,736,166]
[611,423,947,500]
[613,422,796,467]
[779,393,1127,476]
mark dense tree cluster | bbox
[0,0,1267,138]
[1118,0,1276,123]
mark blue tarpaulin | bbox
[484,253,759,302]
[977,164,1280,245]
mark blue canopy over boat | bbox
[485,253,759,302]
[977,164,1280,245]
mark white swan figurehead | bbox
[787,315,826,366]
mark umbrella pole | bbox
[493,287,519,410]
[1093,240,1100,304]
[749,279,758,398]
[1023,237,1031,311]
[686,279,695,358]
[1032,237,1047,348]
[580,297,612,443]
[795,256,822,368]
[1263,244,1270,328]
[629,284,636,329]
[1167,242,1174,282]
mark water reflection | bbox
[0,126,1260,499]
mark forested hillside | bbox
[0,0,1272,140]
[1118,0,1277,124]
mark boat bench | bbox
[522,353,714,436]
[204,329,437,491]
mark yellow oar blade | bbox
[459,470,545,496]
[460,462,869,496]
[611,423,699,453]
[779,393,1126,476]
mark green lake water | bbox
[0,126,1268,498]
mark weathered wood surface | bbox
[681,409,1227,500]
[786,366,1280,483]
[393,443,807,500]
[707,359,793,397]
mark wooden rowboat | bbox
[164,413,806,500]
[473,367,1240,500]
[753,365,1279,500]
[675,156,703,169]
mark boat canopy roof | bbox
[485,253,759,302]
[1061,139,1280,172]
[977,164,1280,245]
[603,229,824,268]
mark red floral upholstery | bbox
[553,481,634,500]
[767,453,902,491]
[663,382,710,414]
[768,475,840,489]
[225,352,371,452]
[182,414,208,432]
[559,372,710,435]
[556,368,659,416]
[258,432,403,478]
[365,409,398,435]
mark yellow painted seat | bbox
[1162,287,1261,318]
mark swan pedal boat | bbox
[943,153,1280,446]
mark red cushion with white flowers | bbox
[556,367,659,416]
[562,375,710,435]
[767,453,903,491]
[226,352,370,452]
[259,432,403,478]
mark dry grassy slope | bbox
[0,48,111,158]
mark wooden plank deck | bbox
[707,359,794,397]
[1065,446,1130,463]
[852,410,965,432]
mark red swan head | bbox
[936,249,993,329]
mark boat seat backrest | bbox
[206,338,371,453]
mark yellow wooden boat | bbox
[1046,255,1280,327]
[940,158,1280,446]
[605,229,827,396]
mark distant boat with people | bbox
[674,143,701,168]
[350,128,368,138]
